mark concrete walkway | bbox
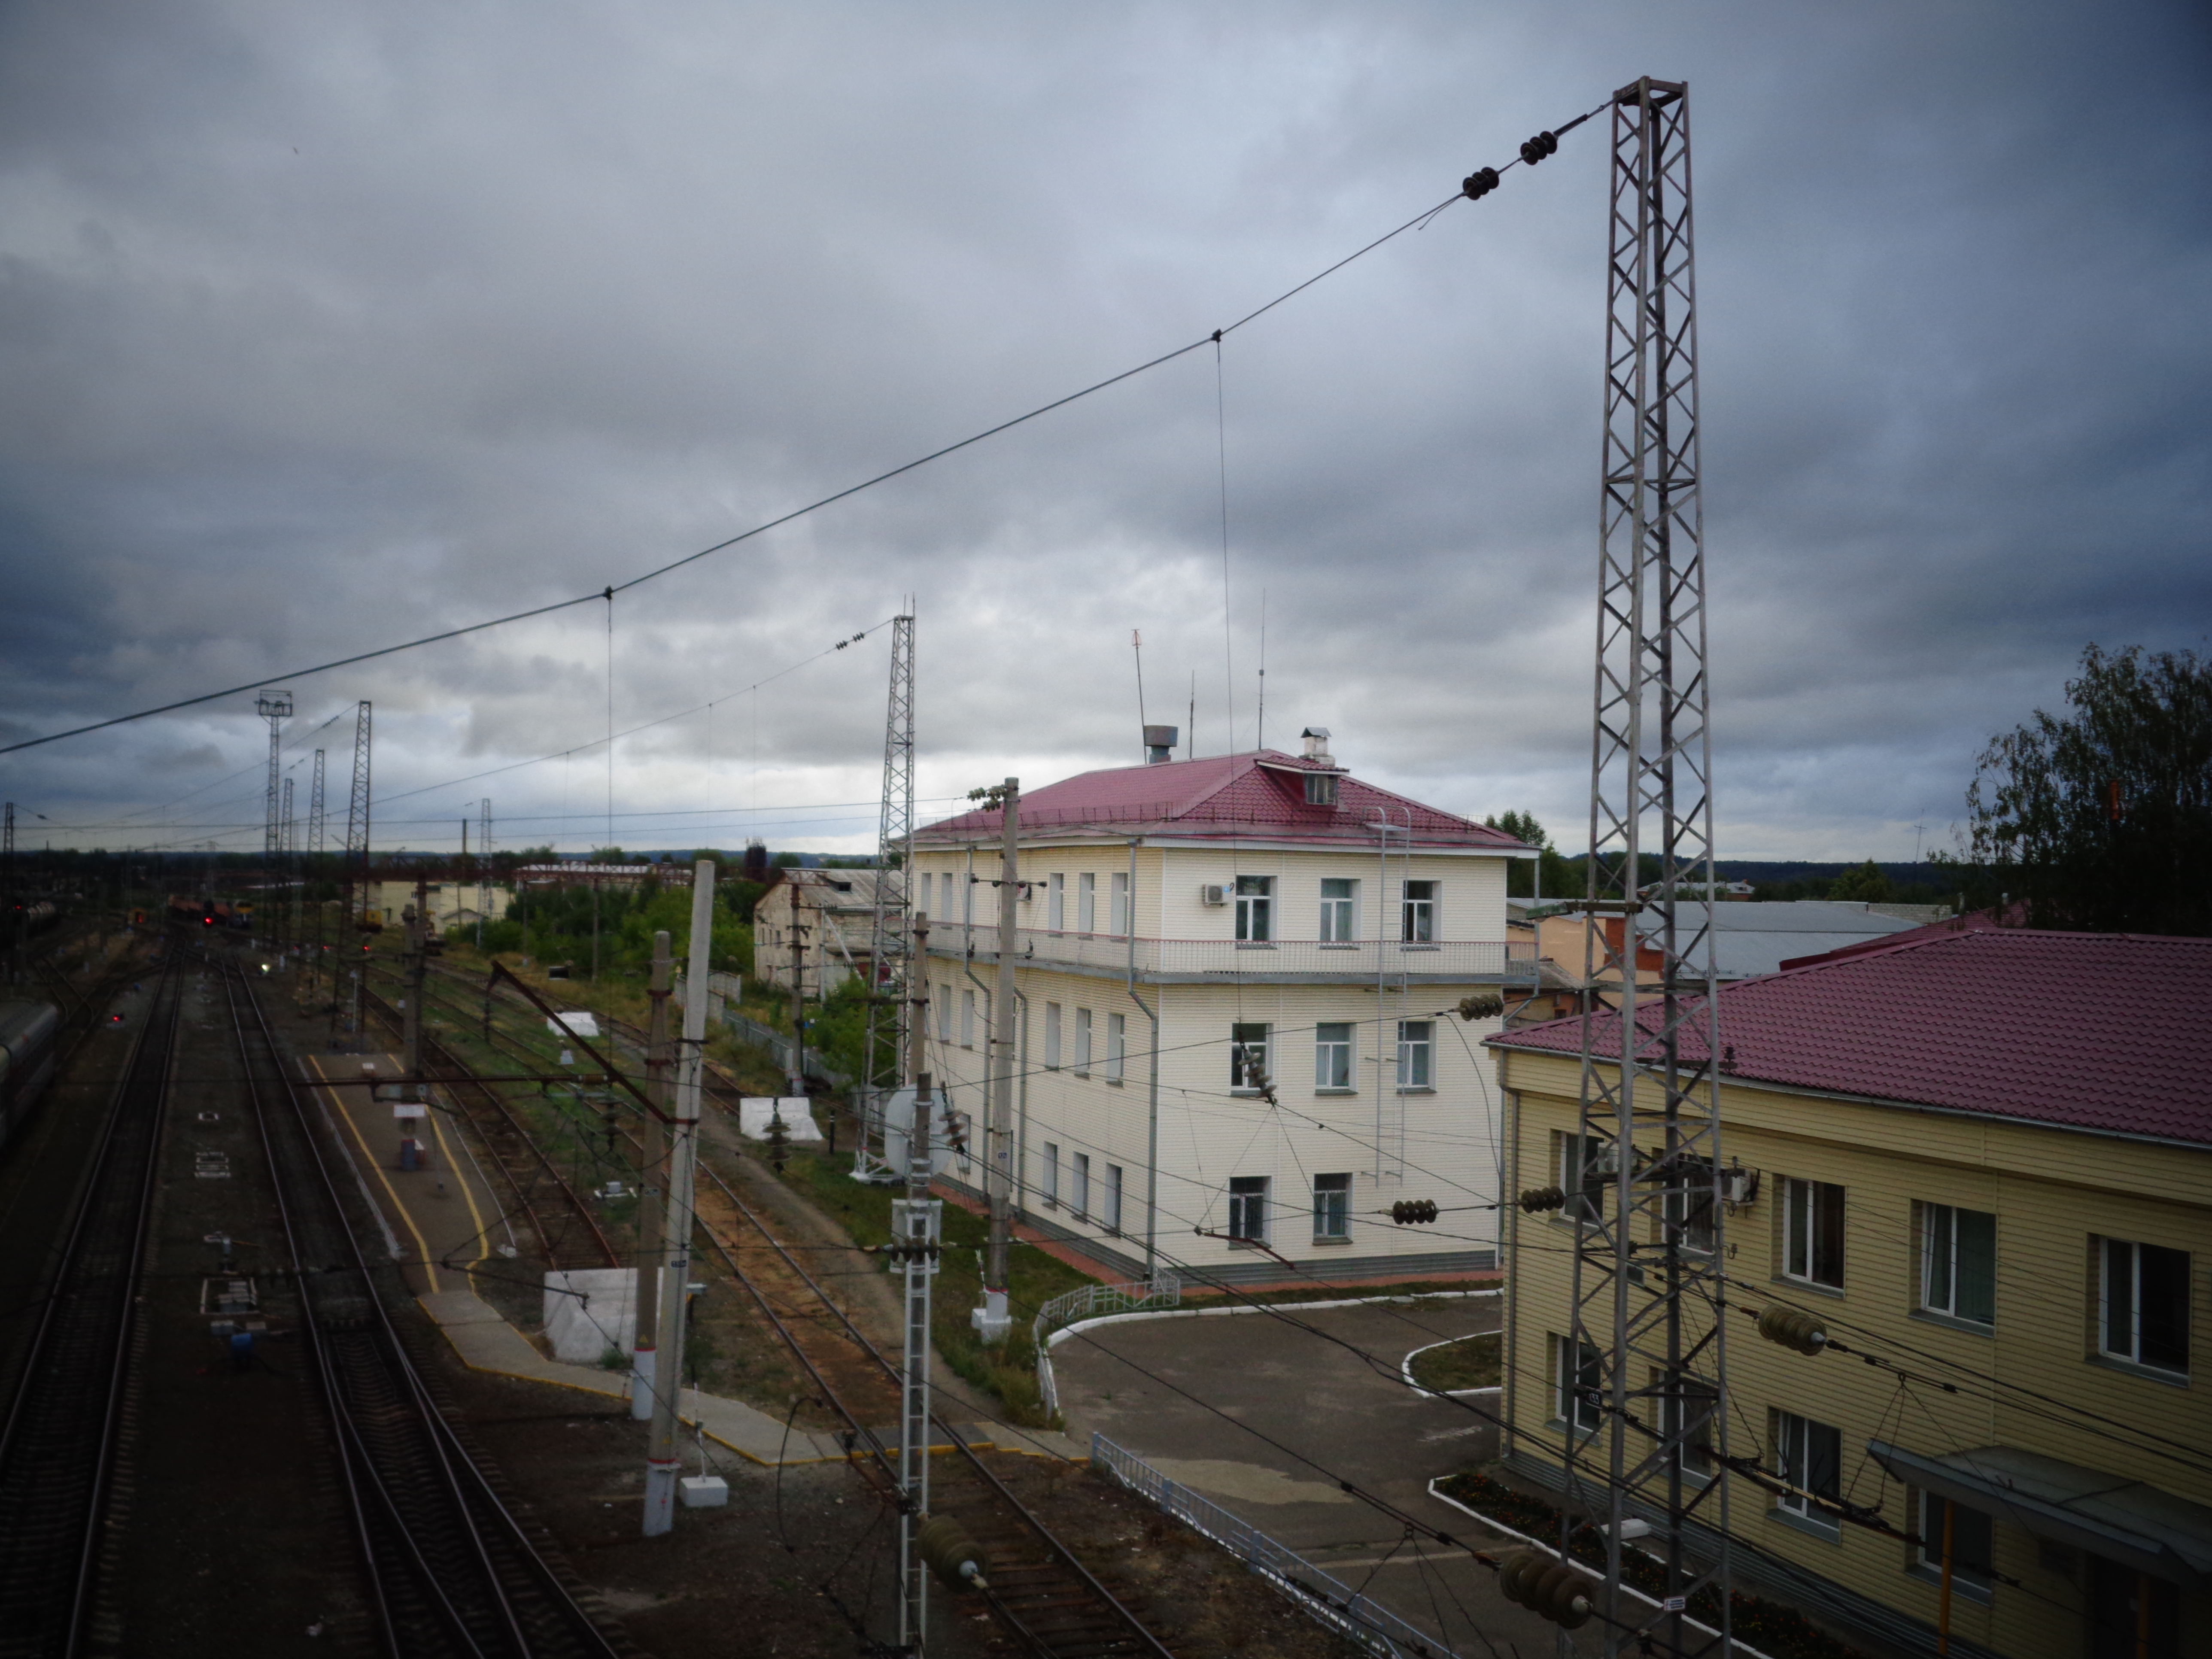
[1052,1293,1564,1656]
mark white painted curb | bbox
[1045,1285,1501,1353]
[1425,1479,1776,1659]
[1399,1334,1505,1398]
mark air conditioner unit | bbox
[1721,1164,1761,1209]
[1200,884,1228,907]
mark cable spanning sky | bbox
[0,1,2205,859]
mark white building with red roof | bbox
[1486,927,2212,1659]
[910,729,1539,1287]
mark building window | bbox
[2099,1237,2191,1376]
[936,981,952,1043]
[1230,1023,1271,1093]
[1668,1156,1717,1253]
[1920,1204,1996,1326]
[2090,1556,2179,1659]
[1048,873,1065,932]
[1401,880,1436,943]
[1397,1020,1434,1089]
[1078,872,1096,933]
[1041,1142,1060,1207]
[960,988,976,1049]
[1110,872,1130,937]
[914,872,931,921]
[1774,1411,1842,1532]
[1106,1012,1125,1082]
[1044,1003,1062,1069]
[1557,1131,1609,1224]
[1319,878,1356,942]
[1554,1336,1602,1432]
[1314,1023,1353,1090]
[1228,1176,1268,1242]
[1313,1173,1351,1240]
[1235,875,1273,941]
[1304,772,1338,806]
[1917,1493,1994,1595]
[1659,1374,1716,1480]
[1072,1152,1091,1220]
[1783,1177,1846,1289]
[1104,1164,1124,1234]
[1074,1008,1093,1075]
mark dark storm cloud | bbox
[0,0,2206,857]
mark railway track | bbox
[0,948,182,1657]
[222,960,632,1659]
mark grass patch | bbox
[1181,1279,1498,1310]
[1408,1332,1500,1392]
[776,1149,1102,1427]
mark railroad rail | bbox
[223,959,632,1659]
[0,948,182,1657]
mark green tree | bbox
[1485,811,1579,901]
[1957,644,2212,935]
[1826,860,1892,903]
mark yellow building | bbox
[1489,927,2211,1659]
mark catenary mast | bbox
[1567,77,1732,1659]
[857,609,916,1180]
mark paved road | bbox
[1054,1293,1568,1658]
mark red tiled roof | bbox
[915,750,1528,852]
[1489,928,2212,1147]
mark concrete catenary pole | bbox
[631,928,672,1423]
[402,872,429,1102]
[644,860,716,1536]
[974,778,1018,1340]
[787,883,808,1097]
[897,912,940,1654]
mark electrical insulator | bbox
[1518,1185,1566,1214]
[1461,165,1500,201]
[880,1240,943,1265]
[917,1516,986,1590]
[1756,1303,1829,1355]
[1497,1549,1593,1629]
[1519,130,1560,165]
[1457,993,1504,1022]
[1390,1199,1439,1226]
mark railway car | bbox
[0,999,61,1154]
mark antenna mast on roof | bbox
[1568,79,1732,1659]
[855,609,917,1183]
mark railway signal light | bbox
[1390,1199,1439,1225]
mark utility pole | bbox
[972,777,1017,1342]
[402,872,429,1102]
[343,701,372,929]
[858,610,917,1180]
[257,688,293,860]
[644,860,715,1537]
[632,929,672,1423]
[477,798,492,951]
[896,913,940,1654]
[1567,77,1730,1659]
[787,887,809,1097]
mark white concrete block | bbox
[680,1476,729,1507]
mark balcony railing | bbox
[924,921,1536,981]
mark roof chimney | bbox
[1301,726,1334,766]
[1143,724,1179,764]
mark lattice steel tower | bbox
[307,750,328,854]
[343,702,372,922]
[1567,77,1731,1659]
[857,611,917,1179]
[257,689,293,858]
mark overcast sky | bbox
[1,0,2206,863]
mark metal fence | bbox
[675,971,851,1088]
[1091,1435,1459,1659]
[1030,1275,1180,1417]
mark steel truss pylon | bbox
[1567,77,1732,1659]
[308,750,327,854]
[343,702,372,924]
[257,689,293,858]
[856,611,916,1181]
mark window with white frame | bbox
[2099,1237,2190,1376]
[1110,872,1130,936]
[1078,872,1096,933]
[1234,875,1273,941]
[1666,1155,1718,1253]
[1072,1152,1091,1219]
[1397,1020,1434,1089]
[1313,1173,1351,1240]
[1783,1177,1846,1288]
[1043,1003,1062,1070]
[1106,1012,1125,1082]
[1041,1142,1060,1207]
[1554,1336,1603,1432]
[1659,1373,1716,1479]
[1916,1493,1993,1594]
[1401,879,1437,943]
[1920,1203,1996,1326]
[936,981,952,1043]
[960,988,975,1049]
[915,872,932,921]
[1074,1008,1093,1074]
[1227,1176,1268,1242]
[1304,772,1338,806]
[1557,1131,1609,1224]
[1103,1164,1123,1234]
[1230,1023,1271,1092]
[1048,872,1065,932]
[1314,1023,1353,1090]
[1319,878,1356,942]
[1773,1410,1842,1532]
